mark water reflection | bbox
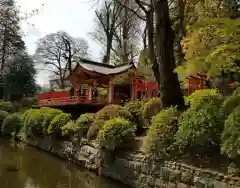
[0,139,125,188]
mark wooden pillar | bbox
[88,84,92,103]
[74,87,78,96]
[108,81,114,103]
[131,80,135,100]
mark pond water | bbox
[0,139,127,188]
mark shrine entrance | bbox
[114,84,131,102]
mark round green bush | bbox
[143,107,179,157]
[187,89,223,109]
[174,102,224,156]
[124,100,144,131]
[0,110,9,126]
[24,109,45,136]
[221,89,240,116]
[48,113,71,137]
[142,97,162,127]
[75,113,94,138]
[61,121,76,138]
[97,117,136,152]
[1,113,22,136]
[87,105,132,140]
[221,105,240,160]
[0,101,14,112]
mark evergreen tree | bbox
[4,52,37,100]
[0,0,25,70]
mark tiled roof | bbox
[67,58,135,77]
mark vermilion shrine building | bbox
[37,59,159,107]
[37,59,206,107]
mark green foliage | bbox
[75,113,94,137]
[1,113,22,136]
[144,107,179,157]
[61,121,76,138]
[175,18,240,83]
[97,117,136,152]
[221,89,240,116]
[0,110,9,126]
[48,113,71,137]
[39,107,63,134]
[142,98,162,127]
[175,102,224,156]
[87,105,131,140]
[221,106,240,159]
[124,100,144,130]
[4,53,37,98]
[24,109,44,137]
[186,89,223,108]
[0,101,14,112]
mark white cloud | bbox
[17,0,102,85]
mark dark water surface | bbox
[0,139,126,188]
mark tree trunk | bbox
[1,24,7,70]
[105,34,113,64]
[122,2,129,63]
[153,0,185,109]
[147,9,160,83]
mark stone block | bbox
[193,177,208,188]
[213,180,229,188]
[166,182,177,188]
[169,170,181,182]
[129,161,142,173]
[160,167,172,181]
[177,183,189,188]
[141,163,150,174]
[115,158,129,168]
[155,178,165,188]
[181,172,193,185]
[151,164,161,177]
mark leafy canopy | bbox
[175,18,240,82]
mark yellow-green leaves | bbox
[176,18,240,82]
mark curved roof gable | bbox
[69,58,136,77]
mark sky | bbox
[17,0,102,86]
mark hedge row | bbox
[143,89,240,174]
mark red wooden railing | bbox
[37,96,107,107]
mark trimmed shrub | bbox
[24,109,44,136]
[0,101,14,112]
[221,89,240,116]
[75,113,94,138]
[1,113,22,136]
[87,105,131,140]
[174,102,224,156]
[186,89,223,109]
[48,113,71,137]
[142,97,162,127]
[124,100,144,131]
[61,121,76,138]
[0,110,9,126]
[97,117,136,152]
[40,107,63,134]
[221,105,240,160]
[143,107,179,158]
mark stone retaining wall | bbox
[24,137,240,188]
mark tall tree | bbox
[119,0,185,108]
[91,0,123,64]
[4,52,37,100]
[0,0,25,70]
[91,0,143,64]
[34,31,89,89]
